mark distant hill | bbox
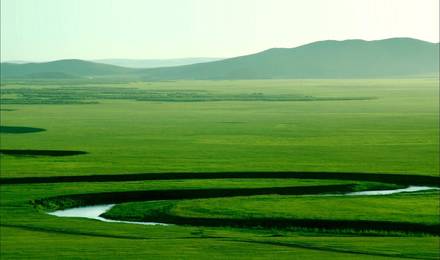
[2,60,31,64]
[21,72,81,79]
[141,38,439,80]
[1,59,136,79]
[93,58,223,68]
[1,38,438,80]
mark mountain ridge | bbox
[1,37,438,80]
[93,57,224,68]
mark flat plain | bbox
[0,78,439,259]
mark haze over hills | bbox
[0,59,135,79]
[3,58,224,69]
[93,58,224,68]
[140,38,439,80]
[1,38,438,80]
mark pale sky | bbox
[1,0,439,61]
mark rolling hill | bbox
[0,59,136,79]
[141,38,439,80]
[1,38,438,80]
[93,57,223,68]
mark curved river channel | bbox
[48,185,438,226]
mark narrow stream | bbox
[345,185,438,195]
[49,204,168,225]
[48,185,439,225]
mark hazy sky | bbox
[1,0,439,61]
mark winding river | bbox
[48,185,438,225]
[49,204,168,225]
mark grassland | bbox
[1,79,438,177]
[0,78,439,259]
[103,191,439,228]
[1,178,439,259]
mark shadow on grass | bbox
[0,126,46,134]
[35,184,356,210]
[2,171,439,186]
[0,149,87,157]
[107,214,440,236]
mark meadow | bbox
[1,79,438,177]
[0,78,439,259]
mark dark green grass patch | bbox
[0,149,87,157]
[0,85,375,104]
[34,184,358,210]
[2,171,437,187]
[0,126,46,134]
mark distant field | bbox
[0,78,439,259]
[1,79,438,177]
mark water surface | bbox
[346,186,438,196]
[49,204,167,225]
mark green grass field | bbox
[1,78,439,259]
[105,191,440,226]
[1,79,438,177]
